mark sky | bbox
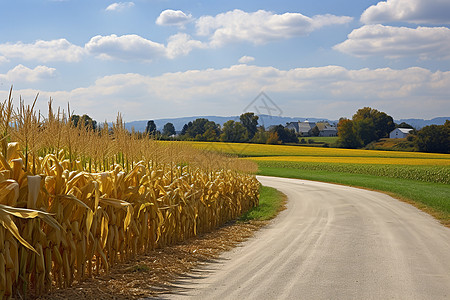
[0,0,449,123]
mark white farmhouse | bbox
[389,128,413,139]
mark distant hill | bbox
[395,117,449,129]
[125,115,336,132]
[125,115,449,132]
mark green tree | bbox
[337,118,361,148]
[220,120,248,142]
[162,122,176,136]
[270,125,298,144]
[311,125,320,137]
[145,120,157,135]
[240,112,259,140]
[372,111,395,140]
[250,127,269,144]
[352,107,394,144]
[415,120,449,153]
[181,123,190,136]
[396,122,414,129]
[266,132,280,144]
[353,118,375,146]
[70,114,97,130]
[183,118,220,141]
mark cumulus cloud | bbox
[105,2,135,12]
[0,64,56,83]
[238,56,255,64]
[361,0,450,24]
[0,33,204,63]
[2,65,448,121]
[0,39,85,63]
[166,33,206,59]
[85,34,166,61]
[195,9,353,46]
[85,33,204,61]
[333,24,450,59]
[156,9,193,28]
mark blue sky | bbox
[0,0,449,123]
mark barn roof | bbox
[397,128,413,134]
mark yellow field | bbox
[185,141,450,160]
[247,156,450,166]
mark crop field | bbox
[249,155,450,166]
[189,141,450,225]
[0,96,259,298]
[187,141,450,159]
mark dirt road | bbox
[163,176,450,299]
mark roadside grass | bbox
[240,185,287,222]
[258,165,450,226]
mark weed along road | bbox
[165,176,450,300]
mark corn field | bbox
[0,89,259,299]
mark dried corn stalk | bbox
[0,92,259,298]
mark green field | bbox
[188,141,450,226]
[297,136,339,144]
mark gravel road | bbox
[163,176,450,300]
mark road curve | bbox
[163,176,450,300]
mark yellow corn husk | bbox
[52,245,63,266]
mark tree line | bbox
[70,108,449,154]
[337,107,449,153]
[145,112,298,144]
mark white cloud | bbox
[0,39,85,63]
[85,34,166,61]
[85,33,204,61]
[195,9,353,46]
[2,65,448,121]
[361,0,450,24]
[166,33,206,59]
[156,9,193,28]
[0,33,203,64]
[238,56,255,64]
[333,24,450,59]
[105,2,135,12]
[0,64,56,83]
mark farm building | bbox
[316,122,338,137]
[286,120,337,137]
[286,120,316,136]
[389,128,413,139]
[285,121,300,133]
